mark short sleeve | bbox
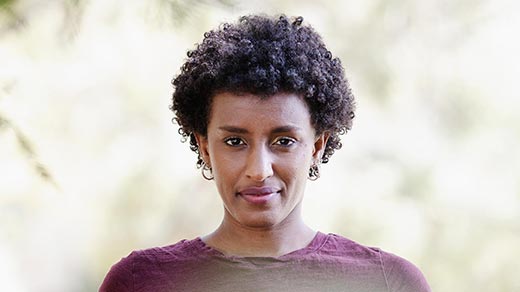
[99,252,136,292]
[380,251,431,292]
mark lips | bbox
[239,186,278,196]
[237,186,280,204]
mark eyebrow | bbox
[218,125,302,134]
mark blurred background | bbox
[1,0,519,291]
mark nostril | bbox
[245,162,273,181]
[245,167,274,181]
[244,147,274,181]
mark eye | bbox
[224,137,245,146]
[273,137,296,147]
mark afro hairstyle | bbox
[171,14,356,168]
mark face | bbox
[196,92,328,229]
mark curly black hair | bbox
[171,14,355,168]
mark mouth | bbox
[237,186,280,204]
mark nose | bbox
[245,145,274,182]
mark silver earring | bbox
[308,162,320,181]
[200,161,214,180]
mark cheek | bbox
[211,152,241,182]
[296,145,314,169]
[279,155,312,182]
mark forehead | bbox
[208,92,313,130]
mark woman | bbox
[100,14,431,292]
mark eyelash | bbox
[224,137,245,146]
[223,137,296,147]
[274,137,296,147]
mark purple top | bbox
[100,232,431,292]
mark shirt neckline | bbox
[193,231,330,261]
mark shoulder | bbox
[379,250,432,292]
[318,233,431,292]
[318,233,383,262]
[113,238,204,268]
[99,250,138,292]
[99,238,204,292]
[133,238,207,263]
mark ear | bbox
[312,132,330,162]
[194,133,211,166]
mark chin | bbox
[236,212,281,229]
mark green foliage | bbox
[0,114,58,187]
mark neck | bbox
[202,207,316,257]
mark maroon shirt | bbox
[100,232,431,292]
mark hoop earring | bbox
[308,162,320,181]
[200,161,214,180]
